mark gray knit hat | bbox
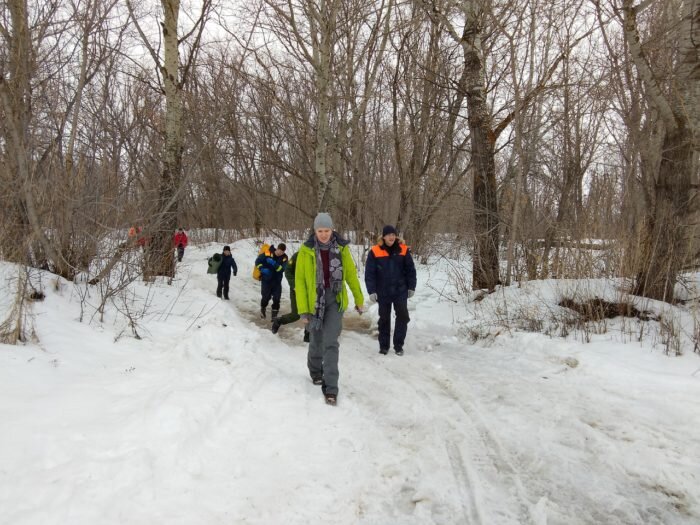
[313,212,333,230]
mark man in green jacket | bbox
[295,212,365,406]
[271,251,310,342]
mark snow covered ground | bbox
[1,239,699,525]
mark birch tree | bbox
[126,0,213,279]
[425,0,501,289]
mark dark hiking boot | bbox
[379,348,389,355]
[271,309,279,321]
[223,295,230,300]
[324,393,337,406]
[271,320,281,334]
[311,376,323,385]
[395,348,404,356]
[303,330,310,343]
[260,306,266,319]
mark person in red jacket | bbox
[173,228,188,262]
[129,225,148,248]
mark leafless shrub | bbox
[0,267,41,345]
[657,315,683,356]
[557,297,652,322]
[693,317,700,355]
[556,295,655,343]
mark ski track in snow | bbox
[368,350,536,525]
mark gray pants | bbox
[307,289,344,395]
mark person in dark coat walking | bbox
[217,245,238,300]
[364,225,417,355]
[255,243,288,319]
[271,251,310,342]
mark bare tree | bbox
[256,0,394,217]
[126,0,213,279]
[620,0,700,301]
[0,0,62,267]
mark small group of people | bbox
[128,225,148,248]
[209,212,417,406]
[273,213,416,405]
[127,226,189,264]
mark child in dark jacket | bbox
[217,245,238,300]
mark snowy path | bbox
[1,242,699,524]
[200,245,523,517]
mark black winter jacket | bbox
[364,241,416,302]
[255,246,288,283]
[217,254,238,280]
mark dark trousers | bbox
[261,280,282,310]
[378,299,410,350]
[216,277,230,299]
[308,289,343,395]
[277,287,300,325]
[176,245,185,262]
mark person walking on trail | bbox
[255,243,288,319]
[216,245,238,300]
[364,225,417,356]
[271,251,310,342]
[295,213,365,406]
[173,228,188,262]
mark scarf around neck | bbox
[310,234,343,331]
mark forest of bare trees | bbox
[1,0,698,301]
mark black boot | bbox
[303,330,310,343]
[271,320,281,334]
[324,393,337,406]
[260,306,266,319]
[271,309,279,321]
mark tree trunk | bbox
[0,0,65,270]
[633,127,695,301]
[0,0,32,264]
[460,7,500,290]
[143,0,184,279]
[314,0,338,213]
